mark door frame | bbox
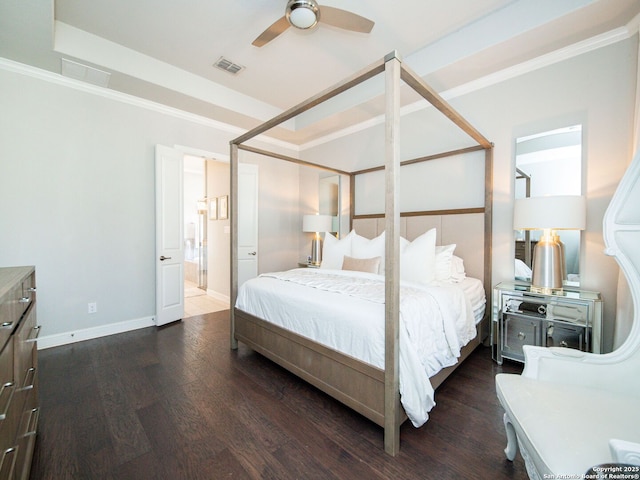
[177,145,230,305]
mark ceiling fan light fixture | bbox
[286,0,319,29]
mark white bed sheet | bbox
[235,268,485,427]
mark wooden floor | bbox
[30,311,528,480]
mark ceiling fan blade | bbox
[252,16,291,47]
[319,6,374,33]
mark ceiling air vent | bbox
[214,57,244,75]
[61,58,111,87]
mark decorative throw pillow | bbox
[341,255,381,274]
[352,231,385,274]
[400,228,437,285]
[320,230,354,270]
[434,244,457,282]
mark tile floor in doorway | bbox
[184,280,229,317]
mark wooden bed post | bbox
[484,147,494,328]
[383,50,402,457]
[230,142,239,350]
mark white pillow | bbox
[352,231,385,274]
[435,244,456,282]
[400,228,437,285]
[320,230,354,270]
[449,255,466,283]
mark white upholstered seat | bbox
[496,149,640,478]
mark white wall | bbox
[0,63,301,344]
[303,36,638,352]
[238,151,301,274]
[206,160,230,298]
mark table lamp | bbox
[514,195,586,294]
[302,214,333,265]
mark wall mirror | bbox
[514,124,582,285]
[319,174,341,237]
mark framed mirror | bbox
[514,125,582,285]
[319,174,341,237]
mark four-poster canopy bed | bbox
[230,51,493,456]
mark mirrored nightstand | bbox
[492,281,603,364]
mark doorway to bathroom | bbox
[183,154,229,317]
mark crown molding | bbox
[2,24,635,155]
[0,57,300,153]
[299,27,634,151]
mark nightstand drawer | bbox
[546,302,589,325]
[544,320,586,350]
[502,313,543,362]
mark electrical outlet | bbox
[88,302,97,314]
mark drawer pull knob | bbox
[560,341,568,348]
[517,332,526,340]
[26,325,41,343]
[0,382,15,420]
[20,368,36,390]
[1,322,12,329]
[25,408,39,436]
[27,287,36,292]
[0,447,17,477]
[19,297,30,303]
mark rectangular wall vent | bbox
[214,57,245,75]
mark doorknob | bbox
[159,256,172,261]
[248,251,257,256]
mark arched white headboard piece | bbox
[603,149,640,355]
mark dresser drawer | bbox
[20,274,36,308]
[0,342,17,452]
[14,403,38,480]
[0,283,22,351]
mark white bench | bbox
[496,149,640,478]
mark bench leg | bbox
[503,413,518,461]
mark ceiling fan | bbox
[252,0,375,47]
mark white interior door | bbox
[155,145,184,326]
[238,163,258,287]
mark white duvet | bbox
[235,268,483,427]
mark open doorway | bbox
[183,154,230,317]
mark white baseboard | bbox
[206,289,230,304]
[37,315,156,350]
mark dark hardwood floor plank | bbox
[30,310,528,479]
[94,364,153,463]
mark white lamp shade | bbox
[514,195,586,231]
[302,214,333,233]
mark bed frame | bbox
[230,51,493,455]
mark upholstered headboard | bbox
[352,213,485,282]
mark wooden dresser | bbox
[0,267,40,480]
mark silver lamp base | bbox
[310,236,322,266]
[531,233,565,294]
